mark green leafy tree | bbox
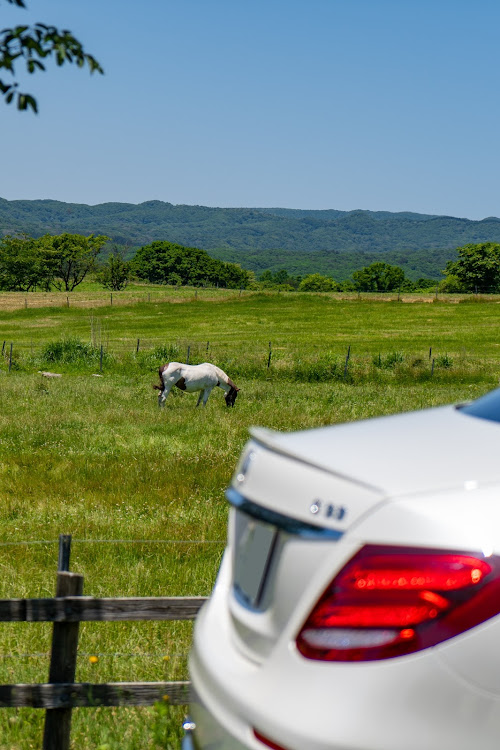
[0,233,57,290]
[1,0,103,112]
[352,262,406,292]
[438,274,465,293]
[45,233,110,291]
[444,243,500,293]
[131,240,251,289]
[259,268,302,289]
[97,249,130,291]
[413,277,438,291]
[298,273,337,292]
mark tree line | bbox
[258,243,500,293]
[0,233,498,294]
[0,234,253,291]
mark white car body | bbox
[184,391,500,750]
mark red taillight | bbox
[253,728,290,750]
[296,545,500,661]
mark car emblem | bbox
[310,499,347,521]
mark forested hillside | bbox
[1,198,500,280]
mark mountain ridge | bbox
[1,197,500,280]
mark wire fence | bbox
[0,287,498,313]
[1,335,498,384]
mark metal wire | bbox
[0,539,225,547]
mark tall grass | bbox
[0,289,498,747]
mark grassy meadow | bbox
[0,287,499,748]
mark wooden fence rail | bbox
[0,595,206,622]
[0,535,207,750]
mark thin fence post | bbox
[429,347,432,360]
[66,297,69,308]
[267,342,272,369]
[206,341,209,354]
[136,338,140,353]
[58,534,72,572]
[1,341,5,356]
[344,346,351,379]
[8,343,13,372]
[42,569,84,750]
[25,297,28,309]
[110,293,113,306]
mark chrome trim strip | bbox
[226,488,343,540]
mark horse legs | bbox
[196,387,213,407]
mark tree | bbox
[97,249,130,291]
[1,0,103,112]
[46,233,110,291]
[131,240,252,289]
[444,243,500,293]
[0,233,56,290]
[352,262,406,292]
[258,269,302,289]
[298,273,337,292]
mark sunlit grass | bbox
[0,289,498,747]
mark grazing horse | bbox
[153,362,240,407]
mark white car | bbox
[183,389,500,750]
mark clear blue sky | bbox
[1,0,499,219]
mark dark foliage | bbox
[2,199,500,280]
[130,240,252,288]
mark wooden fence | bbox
[0,535,207,750]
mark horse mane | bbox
[227,377,240,391]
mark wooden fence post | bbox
[136,339,140,353]
[344,345,351,379]
[186,345,191,365]
[267,342,272,369]
[58,534,72,573]
[42,570,84,750]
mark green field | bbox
[0,288,499,748]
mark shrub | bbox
[40,337,107,366]
[135,343,182,371]
[373,352,404,369]
[435,354,453,369]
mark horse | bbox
[153,362,240,408]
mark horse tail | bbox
[153,363,169,391]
